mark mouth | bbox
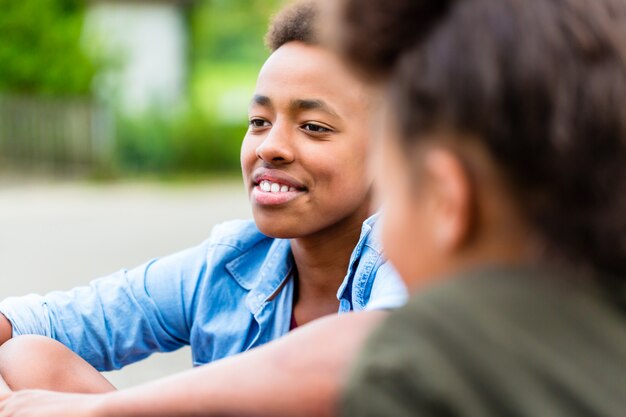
[251,169,308,206]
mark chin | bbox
[253,213,301,239]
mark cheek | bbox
[240,134,258,180]
[379,145,436,288]
[381,185,416,277]
[379,144,411,266]
[381,184,443,289]
[309,141,372,200]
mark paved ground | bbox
[0,179,251,389]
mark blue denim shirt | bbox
[0,214,407,371]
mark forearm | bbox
[96,311,387,417]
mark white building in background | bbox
[85,0,192,115]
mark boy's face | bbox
[241,41,374,238]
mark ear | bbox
[423,148,475,251]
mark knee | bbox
[0,335,70,368]
[0,335,115,393]
[0,335,74,388]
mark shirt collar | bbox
[226,238,294,314]
[335,213,382,301]
[225,213,382,314]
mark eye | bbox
[301,123,332,134]
[249,118,271,129]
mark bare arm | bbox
[97,311,386,417]
[0,315,11,347]
[0,311,386,417]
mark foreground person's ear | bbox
[422,148,474,253]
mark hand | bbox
[0,390,101,417]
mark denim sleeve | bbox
[365,261,409,311]
[0,241,209,371]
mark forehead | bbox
[253,42,369,113]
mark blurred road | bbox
[0,178,251,389]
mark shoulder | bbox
[353,265,624,384]
[201,219,282,267]
[343,270,549,416]
[206,219,271,252]
[346,267,626,416]
[155,219,272,272]
[383,266,590,337]
[397,266,611,324]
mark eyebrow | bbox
[250,94,273,109]
[250,95,341,119]
[290,99,340,119]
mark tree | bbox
[191,0,284,64]
[0,0,97,95]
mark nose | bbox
[255,122,295,164]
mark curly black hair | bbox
[265,0,319,52]
[336,0,626,280]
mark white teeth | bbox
[259,180,297,193]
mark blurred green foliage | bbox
[115,0,285,175]
[0,0,286,176]
[115,108,245,174]
[0,0,97,95]
[192,0,283,64]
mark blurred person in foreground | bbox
[331,0,626,415]
[0,1,407,416]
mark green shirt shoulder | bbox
[342,266,626,417]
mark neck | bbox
[290,206,370,322]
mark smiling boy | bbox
[0,1,406,415]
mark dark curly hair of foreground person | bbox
[335,0,626,282]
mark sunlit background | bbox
[0,0,284,388]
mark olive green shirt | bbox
[342,266,626,417]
